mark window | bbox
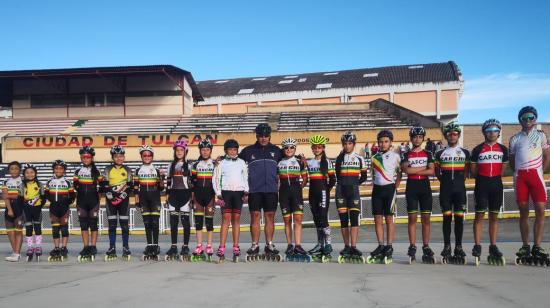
[408,65,423,69]
[279,80,293,84]
[298,78,307,82]
[323,72,339,75]
[252,77,266,81]
[284,75,298,79]
[215,80,229,84]
[315,83,332,89]
[363,73,379,78]
[237,88,254,94]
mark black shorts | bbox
[475,176,503,214]
[405,180,433,214]
[439,182,466,213]
[23,205,42,224]
[77,192,100,219]
[221,190,244,214]
[49,201,70,226]
[279,184,304,217]
[248,192,278,213]
[336,185,360,212]
[5,198,24,231]
[168,189,192,212]
[372,184,396,216]
[194,186,215,207]
[139,190,161,215]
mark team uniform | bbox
[3,176,25,232]
[23,180,46,238]
[213,156,249,214]
[166,160,193,248]
[471,143,509,213]
[191,159,216,228]
[435,146,470,214]
[402,149,434,214]
[510,129,549,203]
[73,165,102,232]
[134,164,164,248]
[277,156,307,217]
[45,177,75,239]
[371,150,401,216]
[101,164,133,249]
[307,157,336,233]
[335,152,368,215]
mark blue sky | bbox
[1,0,549,123]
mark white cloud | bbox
[461,73,550,110]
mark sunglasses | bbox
[284,146,296,150]
[520,114,536,122]
[81,154,93,159]
[447,132,460,137]
[484,127,501,134]
[142,154,153,158]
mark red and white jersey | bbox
[401,149,434,180]
[470,142,509,178]
[509,129,549,171]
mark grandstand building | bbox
[0,61,468,162]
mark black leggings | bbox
[169,212,190,246]
[24,206,42,237]
[309,186,330,229]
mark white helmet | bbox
[139,145,154,155]
[281,138,297,148]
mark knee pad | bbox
[52,226,61,239]
[119,220,129,233]
[338,212,349,228]
[80,218,90,231]
[33,221,42,235]
[349,210,360,227]
[89,218,99,232]
[25,223,33,237]
[61,225,69,238]
[194,214,204,231]
[205,217,214,232]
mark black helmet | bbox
[110,145,125,156]
[482,118,502,133]
[198,139,213,149]
[442,122,461,135]
[377,130,394,141]
[224,139,239,150]
[79,146,95,156]
[518,106,538,122]
[22,163,38,174]
[341,131,357,143]
[52,159,67,170]
[255,123,272,136]
[409,126,426,137]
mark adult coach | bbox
[510,106,550,265]
[239,124,282,258]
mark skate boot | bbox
[77,246,94,263]
[246,244,260,262]
[515,244,531,265]
[440,244,452,264]
[453,245,467,265]
[26,247,34,262]
[48,247,63,262]
[349,246,366,264]
[60,246,68,260]
[89,246,97,256]
[407,244,417,264]
[319,243,333,263]
[531,245,550,267]
[292,245,312,262]
[421,245,435,264]
[261,243,281,262]
[216,246,226,263]
[164,245,179,261]
[366,244,385,264]
[122,246,131,261]
[232,245,241,263]
[284,244,295,262]
[34,246,43,262]
[487,245,506,266]
[104,246,117,262]
[142,245,152,261]
[191,244,206,262]
[180,245,191,262]
[205,245,214,262]
[338,245,352,264]
[472,244,482,266]
[382,245,394,264]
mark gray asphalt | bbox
[1,218,549,308]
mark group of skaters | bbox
[2,106,549,266]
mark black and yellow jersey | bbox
[23,180,46,207]
[101,164,133,194]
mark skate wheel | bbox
[337,256,344,264]
[408,256,413,265]
[305,255,312,263]
[274,255,281,262]
[475,257,480,267]
[233,256,239,263]
[321,255,328,263]
[47,256,52,262]
[90,255,95,262]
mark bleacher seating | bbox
[71,117,180,135]
[0,119,76,135]
[277,109,410,131]
[172,113,271,133]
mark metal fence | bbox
[1,188,548,233]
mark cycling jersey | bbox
[23,181,45,207]
[213,156,249,195]
[470,142,508,178]
[335,152,368,186]
[278,156,307,186]
[134,164,163,192]
[45,177,75,203]
[167,161,191,190]
[510,129,549,171]
[2,176,23,199]
[372,150,401,185]
[401,149,434,180]
[435,146,470,183]
[73,165,102,195]
[102,164,133,190]
[191,159,215,188]
[307,157,336,188]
